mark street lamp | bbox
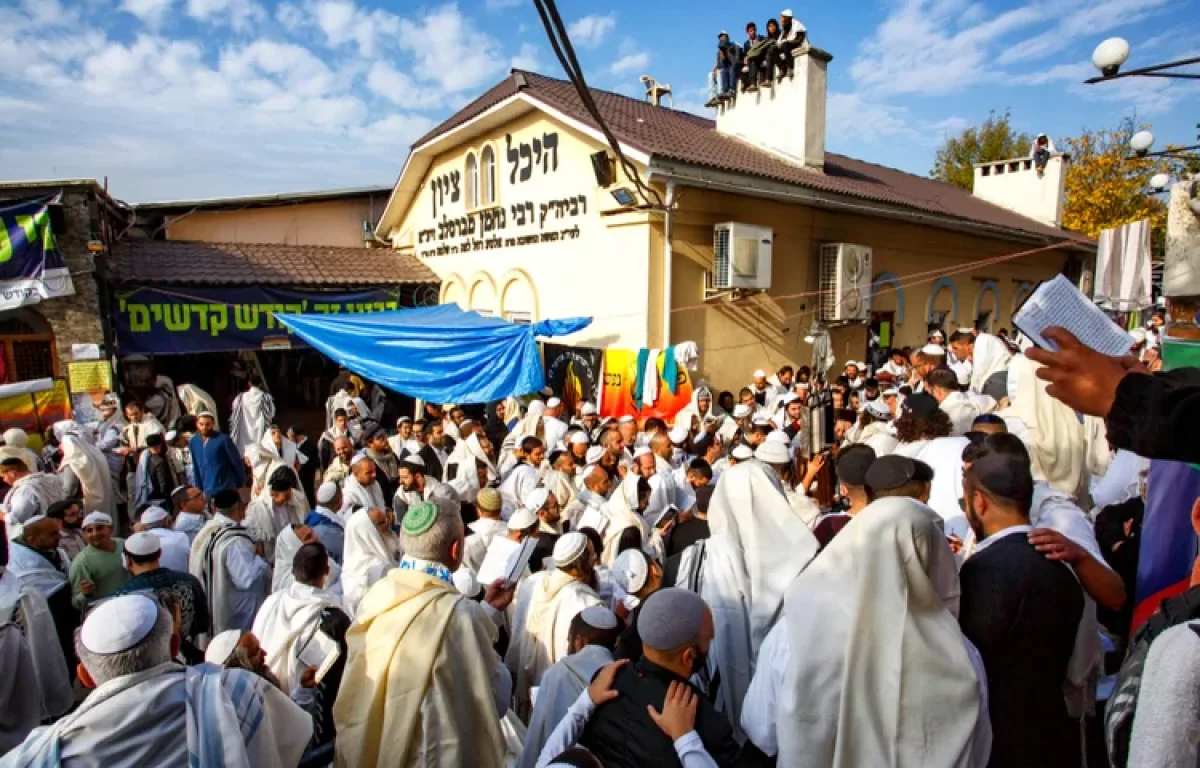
[1131,131,1155,156]
[1150,173,1171,191]
[1085,36,1200,83]
[1092,38,1130,77]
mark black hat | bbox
[836,444,876,487]
[145,433,164,448]
[864,378,879,389]
[902,392,940,421]
[864,455,934,493]
[966,451,1034,511]
[212,489,241,510]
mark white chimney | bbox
[972,154,1068,228]
[715,46,831,169]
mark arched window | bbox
[465,153,479,209]
[0,308,57,383]
[481,146,497,206]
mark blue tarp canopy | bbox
[276,304,592,404]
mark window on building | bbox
[975,310,993,333]
[465,153,479,209]
[0,309,57,384]
[505,311,532,324]
[481,146,497,206]
[928,312,948,338]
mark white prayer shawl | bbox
[517,644,614,768]
[776,497,983,768]
[0,567,72,749]
[120,415,164,452]
[939,392,980,437]
[269,525,344,599]
[858,422,899,456]
[464,433,498,482]
[542,416,569,452]
[244,490,306,561]
[914,437,971,540]
[342,508,398,618]
[1090,450,1148,512]
[463,518,509,572]
[698,460,819,741]
[6,542,70,600]
[499,463,539,510]
[248,433,301,496]
[448,458,483,504]
[4,473,64,539]
[190,516,268,634]
[598,475,650,567]
[177,384,219,424]
[964,391,997,415]
[997,356,1084,495]
[229,386,275,456]
[674,385,725,429]
[506,570,602,716]
[2,662,311,768]
[342,474,386,511]
[251,580,340,695]
[543,469,577,510]
[967,334,1010,393]
[174,512,207,543]
[0,432,41,476]
[149,527,193,574]
[131,449,157,512]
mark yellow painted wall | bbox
[668,187,1073,392]
[389,110,655,348]
[165,197,388,247]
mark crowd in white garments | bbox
[0,316,1197,768]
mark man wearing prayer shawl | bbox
[0,430,41,475]
[542,398,570,451]
[245,469,309,561]
[68,512,128,611]
[756,496,990,768]
[190,490,271,633]
[177,383,219,424]
[925,368,980,438]
[229,376,276,457]
[131,433,179,512]
[500,436,545,510]
[0,522,73,754]
[57,434,116,519]
[0,459,63,539]
[1,593,312,768]
[463,488,507,571]
[506,532,604,718]
[5,516,78,677]
[246,426,303,496]
[342,454,387,511]
[341,507,399,618]
[333,500,516,768]
[518,606,620,768]
[305,482,347,563]
[672,459,819,743]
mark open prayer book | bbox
[1012,274,1135,357]
[477,536,539,589]
[296,626,341,684]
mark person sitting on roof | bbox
[741,21,774,92]
[1032,133,1056,176]
[775,9,808,81]
[707,31,742,107]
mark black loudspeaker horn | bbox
[591,151,615,187]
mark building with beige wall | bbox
[376,56,1094,394]
[134,186,393,248]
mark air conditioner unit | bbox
[818,243,873,321]
[712,223,773,290]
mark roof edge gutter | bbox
[647,160,1094,253]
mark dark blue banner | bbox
[114,284,416,355]
[0,195,74,310]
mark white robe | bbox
[4,662,311,768]
[689,460,819,742]
[342,475,386,511]
[6,541,70,601]
[149,527,193,574]
[251,580,342,695]
[517,644,613,768]
[189,514,270,633]
[499,463,540,510]
[914,436,971,540]
[3,473,63,540]
[244,490,307,561]
[58,435,116,518]
[341,508,398,618]
[939,392,979,437]
[505,570,602,717]
[463,517,509,572]
[774,497,988,768]
[229,386,275,456]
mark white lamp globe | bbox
[1092,37,1130,77]
[1130,131,1155,155]
[1150,173,1171,191]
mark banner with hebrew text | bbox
[0,196,74,311]
[113,285,415,355]
[600,348,693,423]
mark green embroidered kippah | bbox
[402,501,438,536]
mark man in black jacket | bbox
[580,588,741,767]
[289,425,319,507]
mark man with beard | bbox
[45,499,86,560]
[5,514,79,676]
[1,457,64,535]
[117,531,210,663]
[205,629,285,688]
[362,424,399,502]
[69,512,128,611]
[394,456,445,518]
[321,436,355,487]
[420,420,449,481]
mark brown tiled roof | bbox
[415,70,1091,246]
[108,240,438,286]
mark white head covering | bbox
[731,443,754,461]
[579,605,618,630]
[141,506,170,526]
[453,567,482,598]
[968,333,1012,393]
[82,512,112,528]
[2,428,28,447]
[997,354,1084,495]
[80,594,161,654]
[668,426,690,446]
[515,400,547,439]
[507,506,539,530]
[581,402,598,416]
[732,404,753,419]
[316,481,339,505]
[755,441,790,464]
[569,431,590,446]
[523,488,550,512]
[552,531,589,567]
[920,344,946,356]
[124,531,161,557]
[205,629,243,664]
[546,397,562,408]
[584,445,605,466]
[777,497,979,766]
[612,549,650,595]
[342,508,399,615]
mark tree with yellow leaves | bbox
[1062,117,1191,242]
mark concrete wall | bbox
[972,154,1067,228]
[668,186,1073,392]
[165,196,389,247]
[388,110,654,349]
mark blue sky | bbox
[0,0,1196,202]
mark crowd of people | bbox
[707,9,808,106]
[0,313,1196,768]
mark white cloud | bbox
[997,0,1174,65]
[397,4,505,92]
[511,43,541,72]
[20,0,78,26]
[827,92,918,143]
[568,13,616,48]
[275,1,304,29]
[119,0,173,25]
[365,60,444,108]
[610,52,649,76]
[1009,61,1092,85]
[309,0,402,57]
[484,0,522,9]
[356,113,436,146]
[186,0,266,31]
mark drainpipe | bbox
[663,180,677,347]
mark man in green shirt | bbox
[69,511,129,611]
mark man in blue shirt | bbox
[189,412,246,498]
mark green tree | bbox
[931,110,1033,190]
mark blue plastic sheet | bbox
[276,305,592,403]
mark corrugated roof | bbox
[133,185,394,212]
[414,70,1090,245]
[108,240,438,286]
